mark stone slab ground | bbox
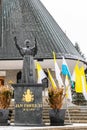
[0,124,87,130]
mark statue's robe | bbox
[20,47,36,83]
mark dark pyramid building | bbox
[0,0,85,61]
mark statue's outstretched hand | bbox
[14,36,17,42]
[35,38,37,48]
[34,38,37,55]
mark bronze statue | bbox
[14,37,37,84]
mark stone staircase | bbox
[43,104,87,125]
[65,105,87,124]
[9,99,87,125]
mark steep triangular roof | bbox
[0,0,84,61]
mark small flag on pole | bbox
[62,56,74,88]
[53,52,64,87]
[36,61,47,83]
[71,70,75,84]
[65,75,72,102]
[74,63,83,93]
[61,57,71,79]
[47,69,57,89]
[80,66,87,100]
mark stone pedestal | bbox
[12,84,43,126]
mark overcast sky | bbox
[40,0,87,60]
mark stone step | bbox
[66,110,87,112]
[65,117,87,120]
[2,125,87,130]
[65,120,87,123]
[65,114,87,118]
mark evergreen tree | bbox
[75,42,86,60]
[72,88,87,105]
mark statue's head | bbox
[24,39,30,48]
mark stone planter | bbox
[0,109,9,126]
[49,109,66,126]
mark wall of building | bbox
[0,0,2,47]
[4,70,20,85]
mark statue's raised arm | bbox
[14,36,23,56]
[31,38,38,56]
[35,38,37,54]
[14,36,20,50]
